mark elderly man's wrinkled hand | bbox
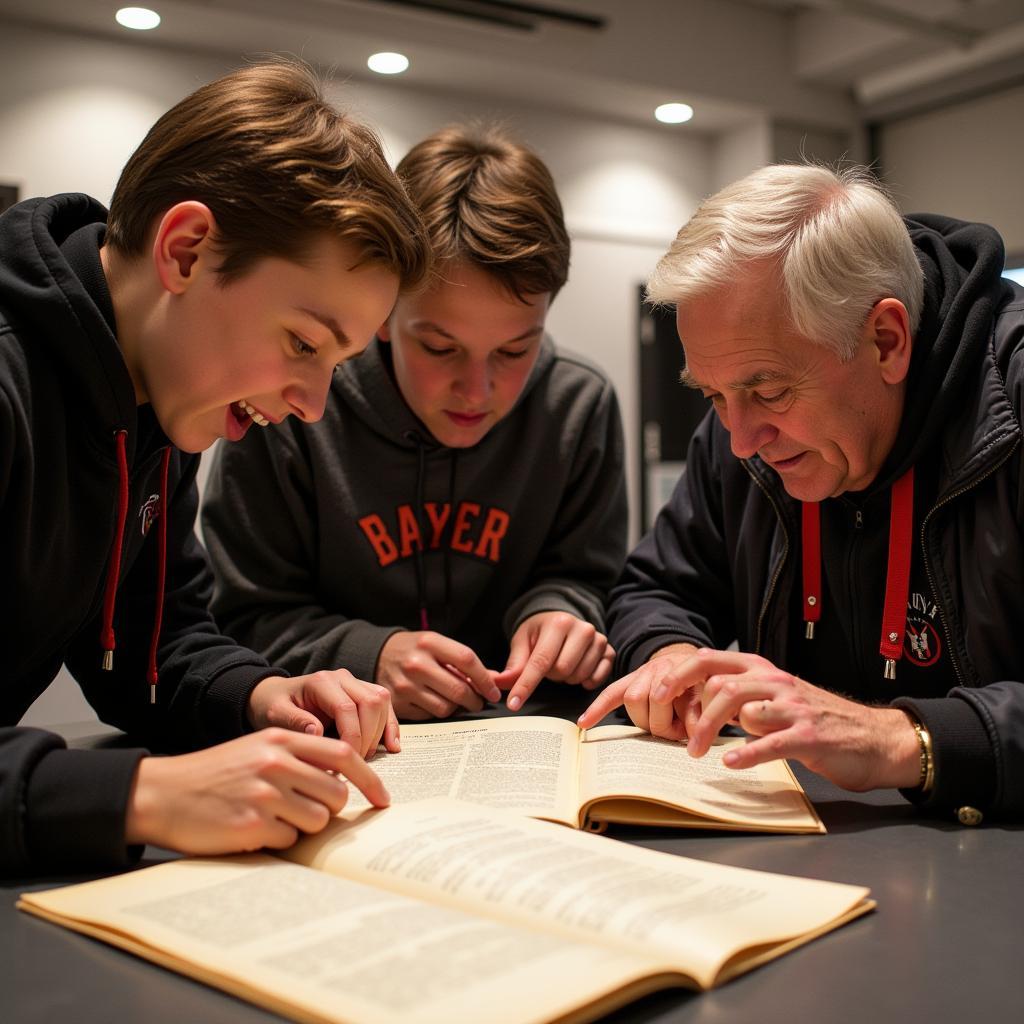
[577,642,703,740]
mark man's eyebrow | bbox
[678,367,790,391]
[297,307,352,350]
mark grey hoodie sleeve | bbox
[504,374,628,639]
[202,430,401,684]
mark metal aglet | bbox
[102,650,114,671]
[884,658,896,681]
[150,683,157,705]
[805,621,815,640]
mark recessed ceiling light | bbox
[115,7,161,30]
[367,52,410,75]
[655,102,694,125]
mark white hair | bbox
[646,163,924,360]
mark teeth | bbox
[237,399,269,427]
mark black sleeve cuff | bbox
[892,695,996,813]
[197,664,281,747]
[25,746,148,872]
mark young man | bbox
[0,61,431,875]
[203,126,628,720]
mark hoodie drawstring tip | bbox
[884,658,897,681]
[101,649,114,671]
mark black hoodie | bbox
[608,214,1024,818]
[0,194,276,873]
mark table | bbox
[3,704,1022,1023]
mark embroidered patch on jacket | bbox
[904,590,942,668]
[139,494,161,537]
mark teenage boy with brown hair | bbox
[0,60,431,875]
[203,125,628,722]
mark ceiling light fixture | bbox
[115,7,161,30]
[367,52,410,75]
[655,102,694,125]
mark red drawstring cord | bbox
[801,500,821,639]
[146,447,172,704]
[880,467,914,679]
[801,467,915,680]
[100,430,130,670]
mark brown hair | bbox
[396,124,569,300]
[106,59,430,289]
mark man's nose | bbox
[722,399,776,460]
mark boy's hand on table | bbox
[249,670,399,759]
[376,631,501,720]
[125,729,390,854]
[498,611,614,712]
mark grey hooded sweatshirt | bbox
[202,337,627,682]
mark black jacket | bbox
[609,214,1024,819]
[0,194,275,873]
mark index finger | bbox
[330,696,364,762]
[506,624,566,711]
[284,732,390,808]
[576,677,630,728]
[435,639,501,702]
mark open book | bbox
[20,799,872,1024]
[345,715,824,834]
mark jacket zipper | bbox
[742,461,790,655]
[919,438,1020,688]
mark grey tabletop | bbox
[3,699,1023,1022]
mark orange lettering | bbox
[424,502,451,549]
[451,501,481,553]
[474,507,510,562]
[358,514,398,566]
[397,504,423,558]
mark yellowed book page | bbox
[19,855,674,1024]
[579,726,824,833]
[345,716,581,826]
[287,798,870,990]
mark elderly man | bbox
[579,163,1023,822]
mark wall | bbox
[877,81,1024,255]
[2,19,710,726]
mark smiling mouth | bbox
[235,399,271,427]
[765,452,806,469]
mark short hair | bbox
[647,163,924,360]
[396,124,570,300]
[106,60,430,290]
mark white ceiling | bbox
[2,0,1023,132]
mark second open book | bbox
[345,715,825,834]
[21,798,871,1024]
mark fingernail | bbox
[304,723,318,735]
[489,688,502,702]
[723,751,738,767]
[653,684,670,701]
[508,696,521,711]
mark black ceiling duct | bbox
[357,0,607,32]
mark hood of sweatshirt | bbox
[0,194,138,442]
[870,212,1015,492]
[333,334,558,451]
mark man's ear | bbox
[866,298,912,385]
[151,202,217,295]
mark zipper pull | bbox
[884,657,897,681]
